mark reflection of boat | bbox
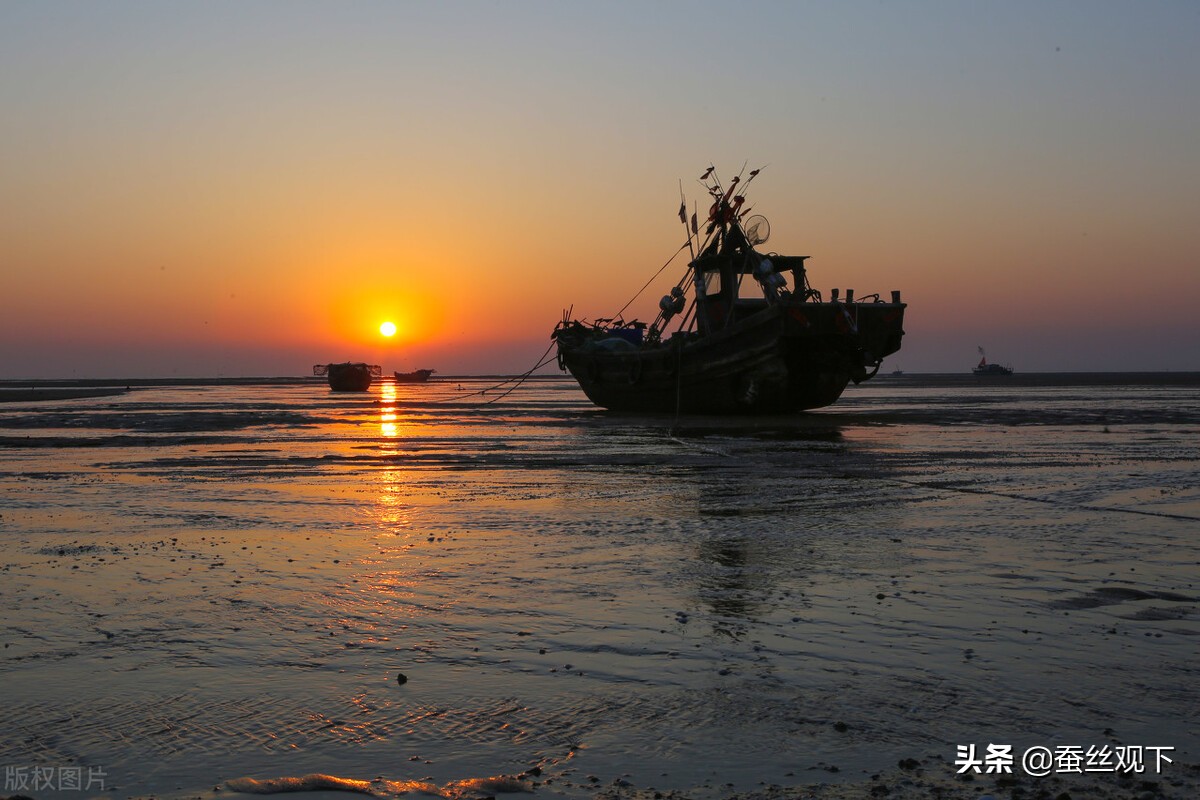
[394,369,436,383]
[552,166,907,414]
[313,362,381,392]
[973,347,1013,376]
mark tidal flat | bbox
[1,375,1198,799]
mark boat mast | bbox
[650,165,768,341]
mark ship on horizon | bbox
[973,347,1013,376]
[394,368,436,383]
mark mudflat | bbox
[1,375,1197,799]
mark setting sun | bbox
[379,321,397,337]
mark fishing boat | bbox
[551,166,907,414]
[394,368,436,383]
[313,362,381,392]
[973,347,1013,376]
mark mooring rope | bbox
[610,242,690,322]
[480,343,559,405]
[389,341,558,408]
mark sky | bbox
[2,1,1198,377]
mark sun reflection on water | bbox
[379,381,399,438]
[373,468,415,534]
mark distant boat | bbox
[552,165,907,414]
[313,362,381,392]
[394,368,436,383]
[973,347,1013,376]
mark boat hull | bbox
[555,300,905,414]
[314,362,380,392]
[394,369,435,383]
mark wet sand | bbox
[0,388,130,403]
[596,757,1200,799]
[1,375,1197,799]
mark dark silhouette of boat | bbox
[973,347,1013,376]
[394,369,436,383]
[552,166,907,414]
[313,362,381,392]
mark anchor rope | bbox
[609,242,690,323]
[383,341,557,408]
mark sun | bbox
[379,321,397,337]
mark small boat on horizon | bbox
[552,165,907,414]
[394,368,436,383]
[973,347,1013,376]
[313,362,381,392]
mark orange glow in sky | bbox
[1,4,1198,377]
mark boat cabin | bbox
[689,225,811,335]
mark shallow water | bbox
[1,375,1198,798]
